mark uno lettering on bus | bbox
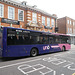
[43,45,50,50]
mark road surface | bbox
[0,48,75,75]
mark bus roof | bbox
[3,27,70,36]
[3,27,51,34]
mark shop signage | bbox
[1,18,20,25]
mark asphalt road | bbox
[0,48,75,75]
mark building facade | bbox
[0,0,57,33]
[57,16,75,44]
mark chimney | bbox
[52,14,57,17]
[21,1,27,6]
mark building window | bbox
[8,6,15,20]
[32,12,37,23]
[42,16,45,25]
[0,4,4,18]
[51,19,54,27]
[47,18,50,26]
[18,9,24,21]
[67,20,69,24]
[70,20,71,25]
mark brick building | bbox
[57,16,75,44]
[0,0,57,33]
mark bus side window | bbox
[13,35,17,45]
[39,36,43,44]
[43,36,49,44]
[7,34,16,45]
[29,35,40,44]
[7,36,12,45]
[49,37,53,44]
[19,35,23,45]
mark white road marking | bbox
[43,57,67,65]
[18,64,53,75]
[63,61,74,68]
[51,59,66,65]
[39,67,53,75]
[43,57,59,62]
[43,56,75,72]
[67,65,75,70]
[53,71,56,75]
[53,71,65,75]
[0,58,41,69]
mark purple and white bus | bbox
[0,27,71,57]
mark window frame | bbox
[0,3,4,18]
[8,6,15,20]
[42,16,45,25]
[32,12,37,23]
[18,9,24,21]
[51,19,55,27]
[70,20,71,25]
[67,20,69,24]
[47,18,50,26]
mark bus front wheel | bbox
[30,48,38,57]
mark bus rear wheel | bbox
[62,46,65,51]
[30,48,38,57]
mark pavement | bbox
[71,44,75,49]
[0,45,75,75]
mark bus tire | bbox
[62,46,65,51]
[30,48,38,57]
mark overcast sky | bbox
[14,0,75,19]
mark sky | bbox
[14,0,75,19]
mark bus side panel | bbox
[6,44,50,57]
[0,28,3,57]
[58,44,71,51]
[6,44,61,57]
[2,28,7,57]
[50,44,61,52]
[7,46,23,57]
